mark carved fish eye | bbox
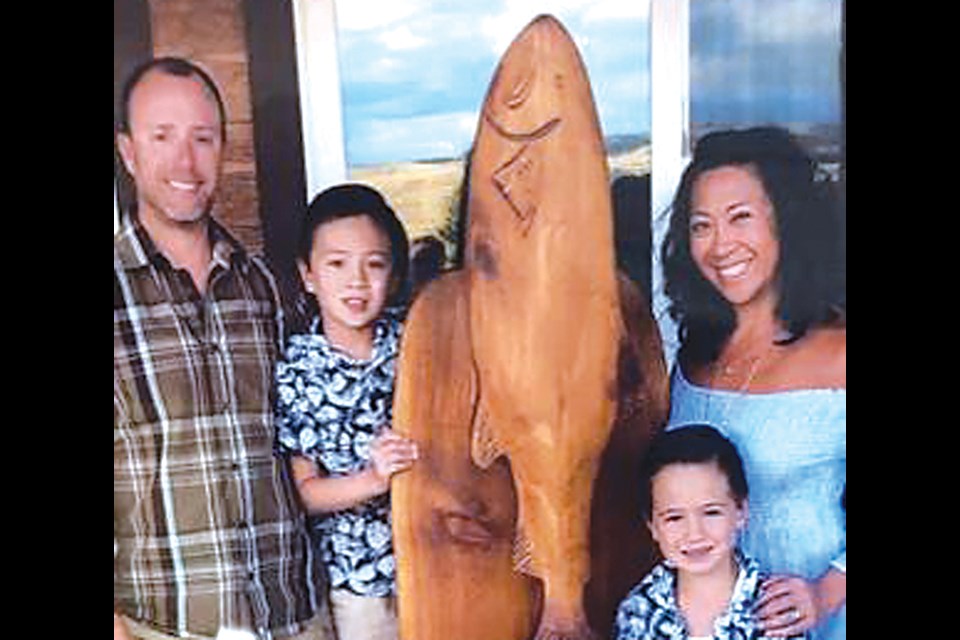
[504,67,534,109]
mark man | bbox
[114,57,331,640]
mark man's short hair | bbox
[117,56,227,141]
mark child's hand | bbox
[368,428,418,491]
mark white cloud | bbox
[478,1,598,55]
[476,0,647,57]
[480,9,540,55]
[582,0,649,23]
[334,0,426,32]
[351,110,479,163]
[379,25,428,50]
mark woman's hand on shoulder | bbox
[754,574,819,636]
[754,568,846,636]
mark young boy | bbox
[613,425,805,640]
[274,184,418,640]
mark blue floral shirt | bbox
[274,311,402,598]
[613,554,806,640]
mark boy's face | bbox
[299,214,393,347]
[648,462,746,578]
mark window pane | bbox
[334,1,652,250]
[690,0,844,175]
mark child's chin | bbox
[676,553,724,575]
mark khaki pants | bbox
[328,590,398,640]
[119,613,334,640]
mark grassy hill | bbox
[350,143,652,247]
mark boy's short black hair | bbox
[640,425,748,520]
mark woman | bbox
[662,127,845,639]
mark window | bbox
[649,0,844,364]
[690,0,844,175]
[330,1,652,257]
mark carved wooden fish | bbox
[392,14,668,640]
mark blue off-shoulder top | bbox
[668,366,846,640]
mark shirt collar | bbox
[719,553,763,628]
[304,309,402,365]
[115,213,246,275]
[646,552,762,634]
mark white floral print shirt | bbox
[274,311,402,597]
[613,553,806,640]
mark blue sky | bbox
[334,0,842,166]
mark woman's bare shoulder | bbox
[798,325,845,387]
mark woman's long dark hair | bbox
[290,183,410,335]
[662,127,845,368]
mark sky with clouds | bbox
[333,0,842,166]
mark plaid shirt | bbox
[114,216,321,639]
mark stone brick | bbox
[148,0,245,58]
[214,172,263,253]
[224,122,257,172]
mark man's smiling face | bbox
[118,69,223,229]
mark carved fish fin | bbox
[512,523,538,577]
[470,401,503,469]
[491,142,543,234]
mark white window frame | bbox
[291,0,348,201]
[649,0,689,368]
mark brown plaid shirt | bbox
[114,216,322,639]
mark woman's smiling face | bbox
[688,164,781,314]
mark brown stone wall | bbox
[146,0,263,253]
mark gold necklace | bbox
[706,349,770,421]
[710,342,775,394]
